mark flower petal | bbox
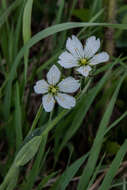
[55,93,76,109]
[89,52,109,65]
[84,36,100,59]
[58,51,78,68]
[66,35,84,59]
[47,65,61,85]
[76,66,92,77]
[34,80,49,94]
[42,94,55,112]
[58,77,80,93]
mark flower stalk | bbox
[105,0,116,56]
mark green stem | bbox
[28,105,42,135]
[105,0,116,56]
[77,9,104,37]
[103,0,116,111]
[49,110,53,122]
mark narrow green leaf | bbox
[78,73,126,190]
[15,82,23,150]
[56,62,114,157]
[23,0,33,84]
[105,110,127,135]
[37,172,57,190]
[23,135,47,190]
[0,0,22,28]
[6,168,19,190]
[36,50,62,74]
[91,0,103,17]
[99,140,127,190]
[51,154,88,190]
[14,3,25,57]
[14,136,42,166]
[23,0,33,43]
[28,105,42,135]
[53,0,65,47]
[0,166,19,190]
[87,155,105,190]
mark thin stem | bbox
[77,9,104,37]
[103,0,116,112]
[105,0,116,56]
[49,110,53,122]
[79,76,83,92]
[28,105,42,135]
[78,78,92,100]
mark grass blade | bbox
[56,61,115,158]
[51,153,89,190]
[22,135,48,190]
[23,0,33,84]
[78,73,126,190]
[99,140,127,190]
[15,82,23,150]
[0,0,22,28]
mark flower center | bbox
[48,85,58,95]
[79,58,88,66]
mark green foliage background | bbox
[0,0,127,189]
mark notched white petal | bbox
[66,35,84,59]
[58,77,80,93]
[89,52,109,65]
[58,51,78,68]
[72,35,84,57]
[55,93,76,109]
[47,65,61,85]
[42,94,55,112]
[76,66,92,77]
[34,80,49,94]
[84,36,100,59]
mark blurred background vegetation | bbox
[0,0,127,189]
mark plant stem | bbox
[105,0,116,56]
[103,0,116,111]
[28,105,42,135]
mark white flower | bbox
[58,35,109,77]
[34,65,80,112]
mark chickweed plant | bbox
[0,0,127,190]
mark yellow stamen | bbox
[80,58,87,65]
[51,87,57,93]
[48,85,58,95]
